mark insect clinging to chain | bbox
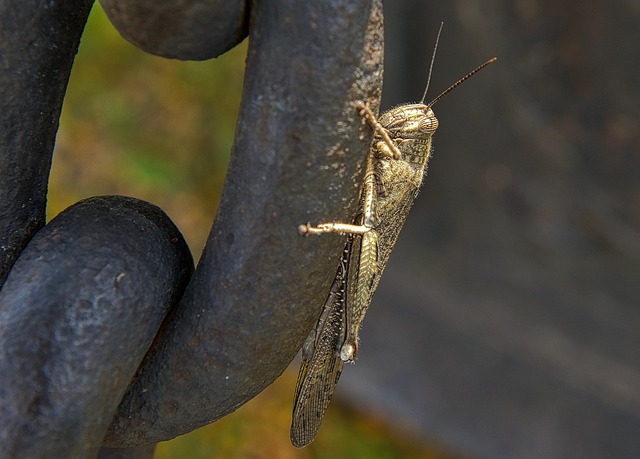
[291,24,497,448]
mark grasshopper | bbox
[291,27,496,447]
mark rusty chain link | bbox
[0,0,383,457]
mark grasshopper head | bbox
[378,104,439,141]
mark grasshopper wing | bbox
[291,238,353,447]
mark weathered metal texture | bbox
[99,0,249,60]
[0,0,94,286]
[104,0,384,446]
[0,0,384,453]
[0,196,193,458]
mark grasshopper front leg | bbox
[298,222,370,235]
[356,101,402,160]
[299,101,392,237]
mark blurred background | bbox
[52,1,639,458]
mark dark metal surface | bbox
[104,0,384,446]
[0,0,385,455]
[0,0,93,285]
[98,0,249,60]
[0,196,193,458]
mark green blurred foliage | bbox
[53,5,457,459]
[52,4,245,256]
[155,369,456,459]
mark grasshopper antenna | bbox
[427,57,498,108]
[420,22,444,104]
